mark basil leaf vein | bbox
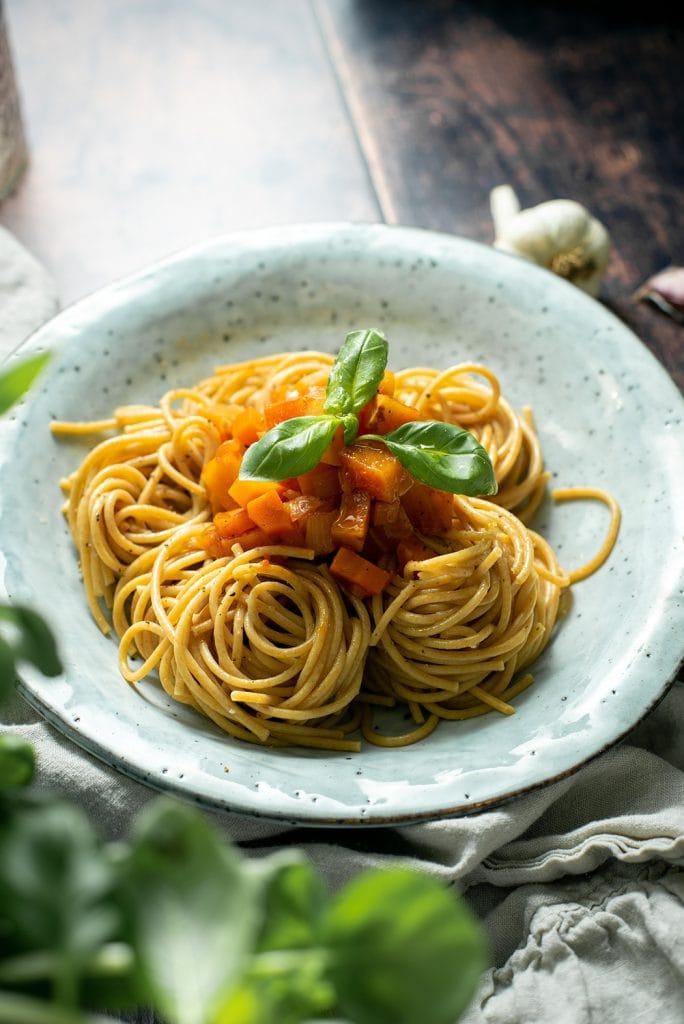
[239,416,340,481]
[369,421,497,496]
[324,329,388,417]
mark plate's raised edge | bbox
[4,219,684,407]
[16,660,681,827]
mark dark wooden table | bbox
[2,0,682,388]
[1,3,681,1020]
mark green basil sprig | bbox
[239,329,497,497]
[323,328,388,419]
[240,416,340,481]
[360,421,497,496]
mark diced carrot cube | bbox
[202,439,244,512]
[380,505,414,540]
[320,424,345,466]
[339,442,409,502]
[264,387,327,429]
[297,463,341,499]
[361,394,424,435]
[199,524,230,558]
[372,500,400,527]
[246,489,292,536]
[305,510,338,555]
[330,547,391,597]
[232,406,266,446]
[401,481,454,536]
[377,370,395,396]
[331,490,371,553]
[397,536,436,568]
[203,403,243,439]
[228,477,284,508]
[276,519,309,547]
[214,507,255,539]
[232,527,272,550]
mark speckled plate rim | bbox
[1,221,683,826]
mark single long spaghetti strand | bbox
[552,487,621,583]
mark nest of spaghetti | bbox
[53,349,617,751]
[363,497,566,746]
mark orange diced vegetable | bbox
[297,463,341,499]
[232,527,272,550]
[372,499,400,527]
[330,546,391,597]
[360,394,424,435]
[305,510,337,555]
[377,370,395,396]
[246,489,292,536]
[331,489,371,552]
[339,443,409,502]
[264,387,327,429]
[214,507,255,539]
[202,439,244,512]
[203,403,243,439]
[401,481,454,536]
[397,536,436,568]
[320,424,345,466]
[276,519,309,547]
[228,477,284,508]
[200,524,232,559]
[285,494,324,522]
[232,406,266,446]
[381,504,414,540]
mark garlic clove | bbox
[633,266,684,324]
[490,187,611,297]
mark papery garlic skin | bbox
[490,186,611,297]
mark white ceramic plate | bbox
[1,223,683,825]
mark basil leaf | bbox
[375,420,497,496]
[239,416,339,481]
[119,799,260,1024]
[0,734,35,787]
[340,412,359,445]
[0,604,62,680]
[322,867,488,1024]
[252,856,326,953]
[0,799,116,998]
[324,329,388,417]
[0,352,50,416]
[215,952,335,1024]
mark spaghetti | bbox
[53,348,619,750]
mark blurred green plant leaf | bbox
[322,867,488,1024]
[0,734,35,788]
[0,634,16,703]
[0,800,117,1007]
[214,952,336,1024]
[0,351,50,415]
[117,800,261,1024]
[253,855,327,953]
[0,604,62,688]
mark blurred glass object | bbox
[0,1,27,201]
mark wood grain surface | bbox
[0,0,380,303]
[316,0,684,388]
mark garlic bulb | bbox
[490,185,611,296]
